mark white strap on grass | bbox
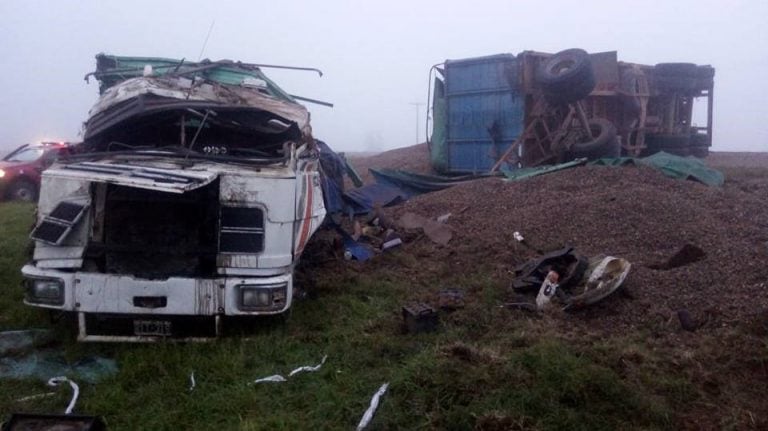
[47,376,79,415]
[251,374,287,384]
[288,355,327,377]
[250,355,328,385]
[356,382,389,431]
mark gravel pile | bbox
[346,143,432,184]
[386,163,768,331]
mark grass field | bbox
[0,201,763,430]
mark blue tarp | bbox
[316,140,347,214]
[341,169,491,214]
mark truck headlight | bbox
[238,284,287,311]
[25,277,64,305]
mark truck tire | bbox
[655,63,698,77]
[536,48,596,104]
[654,63,698,92]
[7,179,37,202]
[570,118,617,157]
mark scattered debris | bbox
[437,289,465,311]
[535,271,560,310]
[511,247,587,293]
[252,374,287,384]
[380,230,403,251]
[402,303,439,334]
[677,309,699,332]
[288,355,327,377]
[47,376,79,415]
[356,383,389,431]
[398,212,452,245]
[510,250,631,311]
[513,231,524,242]
[649,244,706,270]
[565,256,631,310]
[250,355,327,384]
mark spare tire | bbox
[655,63,698,92]
[536,48,596,104]
[570,118,617,156]
[655,63,698,77]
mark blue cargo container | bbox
[429,54,524,174]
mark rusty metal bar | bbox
[574,101,593,139]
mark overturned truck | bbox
[22,55,327,341]
[428,49,714,173]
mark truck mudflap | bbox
[21,265,293,342]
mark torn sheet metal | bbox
[45,162,219,194]
[565,256,631,309]
[288,355,327,377]
[48,376,79,415]
[356,383,389,431]
[86,76,311,139]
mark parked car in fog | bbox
[0,142,74,201]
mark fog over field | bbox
[1,0,766,154]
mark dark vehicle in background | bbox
[0,142,74,201]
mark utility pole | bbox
[409,102,424,145]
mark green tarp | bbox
[590,151,725,187]
[499,151,723,187]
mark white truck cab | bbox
[22,55,327,341]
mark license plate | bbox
[133,319,172,336]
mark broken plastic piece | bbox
[513,231,524,242]
[536,271,560,310]
[356,383,389,431]
[288,355,327,377]
[252,374,287,384]
[565,256,631,309]
[48,376,79,415]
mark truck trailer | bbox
[427,49,714,173]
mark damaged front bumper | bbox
[21,265,292,341]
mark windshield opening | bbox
[5,147,45,162]
[82,104,302,160]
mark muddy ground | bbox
[339,146,768,427]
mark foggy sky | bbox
[1,0,766,153]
